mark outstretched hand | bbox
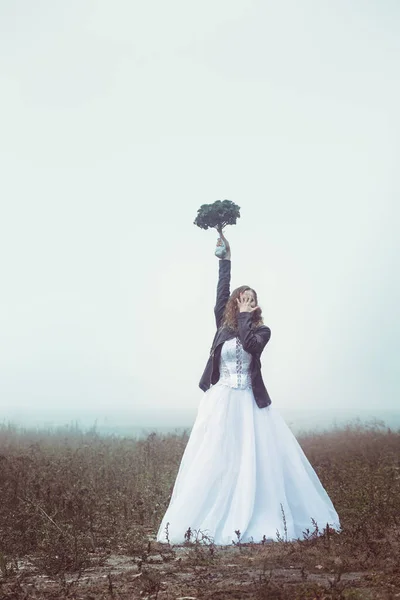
[236,293,259,313]
[216,228,231,260]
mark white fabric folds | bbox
[157,339,341,545]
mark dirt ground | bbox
[1,540,397,600]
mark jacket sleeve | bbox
[214,259,231,329]
[237,312,271,355]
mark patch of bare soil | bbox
[1,541,395,600]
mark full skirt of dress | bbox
[156,382,341,545]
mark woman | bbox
[157,233,340,545]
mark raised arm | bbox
[214,258,231,329]
[213,230,231,328]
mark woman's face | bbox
[240,289,257,308]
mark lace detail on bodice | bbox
[219,337,252,389]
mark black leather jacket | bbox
[199,259,272,408]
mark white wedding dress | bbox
[157,337,341,545]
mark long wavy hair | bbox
[221,285,264,331]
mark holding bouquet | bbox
[193,199,239,259]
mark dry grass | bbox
[0,418,399,599]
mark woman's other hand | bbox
[236,291,259,313]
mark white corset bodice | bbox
[219,337,252,389]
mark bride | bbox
[157,232,340,545]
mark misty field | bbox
[0,420,399,599]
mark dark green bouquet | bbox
[193,199,241,233]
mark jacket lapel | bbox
[210,327,236,355]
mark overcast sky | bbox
[1,0,399,425]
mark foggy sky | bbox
[1,0,399,424]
